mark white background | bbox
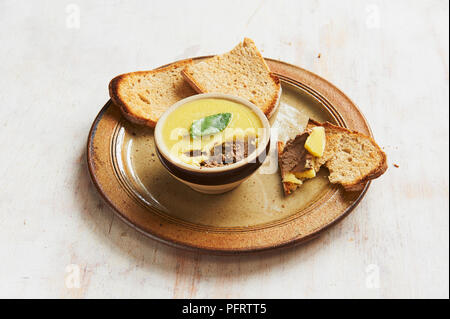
[0,0,448,298]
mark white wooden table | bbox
[0,0,448,298]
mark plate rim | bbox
[87,57,372,254]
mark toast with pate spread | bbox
[181,38,281,118]
[278,119,387,194]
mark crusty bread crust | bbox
[180,68,205,93]
[109,59,194,127]
[181,38,281,118]
[109,75,152,126]
[265,74,282,118]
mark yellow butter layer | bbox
[294,168,316,179]
[162,98,263,166]
[305,126,326,157]
[283,173,303,185]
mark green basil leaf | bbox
[190,113,232,138]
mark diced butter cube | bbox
[305,126,326,157]
[283,173,303,185]
[294,168,316,179]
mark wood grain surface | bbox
[0,0,448,298]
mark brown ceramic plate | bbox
[87,57,372,254]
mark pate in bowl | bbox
[154,93,271,194]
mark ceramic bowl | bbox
[154,93,271,194]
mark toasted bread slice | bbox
[181,38,281,118]
[109,60,196,127]
[278,120,388,194]
[310,121,388,191]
